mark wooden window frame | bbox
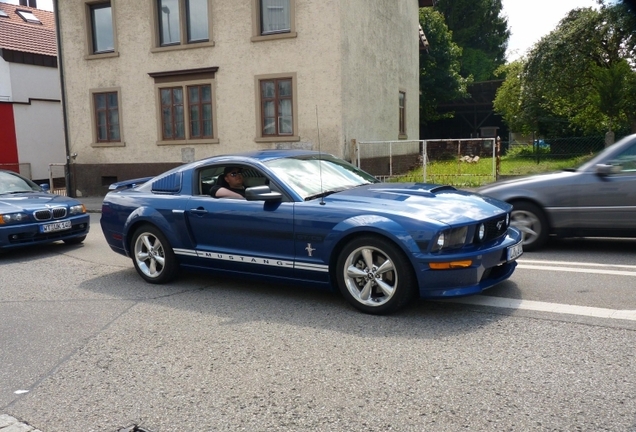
[254,73,299,143]
[83,0,119,60]
[150,0,214,52]
[187,84,214,139]
[149,68,219,146]
[251,0,296,42]
[90,87,124,147]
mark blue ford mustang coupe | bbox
[100,150,522,314]
[0,170,90,250]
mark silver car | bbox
[478,133,636,250]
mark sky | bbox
[4,0,603,64]
[502,0,601,61]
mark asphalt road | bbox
[1,214,635,431]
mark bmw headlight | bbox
[0,212,29,224]
[69,204,87,215]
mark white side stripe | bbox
[173,249,329,272]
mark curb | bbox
[0,414,42,432]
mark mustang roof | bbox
[199,149,328,164]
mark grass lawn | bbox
[389,154,595,188]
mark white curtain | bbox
[261,0,290,34]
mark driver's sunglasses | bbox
[228,171,243,177]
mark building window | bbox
[88,2,114,54]
[16,10,41,24]
[160,87,185,140]
[260,78,293,136]
[155,0,211,48]
[149,68,217,144]
[251,0,296,41]
[188,85,213,138]
[261,0,290,34]
[159,84,213,140]
[399,91,406,136]
[90,88,124,146]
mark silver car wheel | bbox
[511,209,542,245]
[134,231,167,279]
[342,245,397,307]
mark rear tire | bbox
[336,236,416,315]
[131,225,178,284]
[510,201,549,251]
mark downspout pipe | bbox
[53,0,73,197]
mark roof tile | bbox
[0,2,56,56]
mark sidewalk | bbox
[79,196,104,213]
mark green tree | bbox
[434,0,510,81]
[495,2,636,136]
[419,8,471,125]
[492,61,528,133]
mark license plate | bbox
[507,242,523,261]
[40,220,72,233]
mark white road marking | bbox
[442,259,636,321]
[517,264,636,277]
[446,296,636,321]
[519,259,636,270]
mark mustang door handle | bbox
[189,207,208,215]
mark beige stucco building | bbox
[56,0,421,196]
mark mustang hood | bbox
[0,192,81,212]
[325,183,509,226]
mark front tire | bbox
[336,236,416,315]
[131,225,178,284]
[510,201,549,251]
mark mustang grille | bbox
[33,207,67,221]
[482,215,508,242]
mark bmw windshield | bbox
[265,155,378,200]
[0,171,41,194]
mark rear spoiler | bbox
[108,177,153,191]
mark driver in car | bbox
[210,167,246,199]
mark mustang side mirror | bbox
[595,164,620,176]
[245,185,282,201]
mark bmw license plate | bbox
[40,220,72,233]
[507,242,523,261]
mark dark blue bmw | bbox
[100,150,522,314]
[0,170,90,250]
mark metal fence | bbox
[48,163,68,196]
[355,138,496,186]
[355,136,616,187]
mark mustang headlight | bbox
[431,227,468,252]
[477,223,486,241]
[69,204,87,215]
[436,232,446,249]
[0,212,29,224]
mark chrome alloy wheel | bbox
[134,231,167,279]
[342,245,397,307]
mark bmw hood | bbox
[325,183,510,226]
[0,192,83,212]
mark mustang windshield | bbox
[265,155,378,200]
